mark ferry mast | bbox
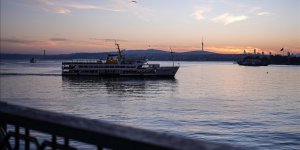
[202,37,204,51]
[115,40,122,58]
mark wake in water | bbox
[0,73,61,76]
[0,60,62,76]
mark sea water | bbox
[0,60,299,149]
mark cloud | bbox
[51,7,71,14]
[10,0,152,21]
[49,38,70,42]
[248,6,261,13]
[212,13,248,25]
[25,0,149,15]
[0,38,40,44]
[15,0,123,14]
[68,3,121,12]
[69,3,100,9]
[89,38,128,42]
[191,6,211,20]
[109,0,154,22]
[257,12,271,16]
[20,0,72,14]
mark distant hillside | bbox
[1,49,241,61]
[181,50,216,55]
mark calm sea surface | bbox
[0,60,299,149]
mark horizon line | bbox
[1,49,299,56]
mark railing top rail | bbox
[0,102,238,150]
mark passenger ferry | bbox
[62,42,179,77]
[237,55,270,66]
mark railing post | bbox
[15,126,20,149]
[0,120,7,148]
[52,135,57,150]
[64,137,69,148]
[25,128,30,150]
[97,145,103,150]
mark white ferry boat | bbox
[62,43,179,77]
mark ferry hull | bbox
[62,66,179,77]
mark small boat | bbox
[30,58,36,63]
[62,42,179,77]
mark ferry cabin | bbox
[62,59,161,76]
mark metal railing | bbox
[0,102,238,150]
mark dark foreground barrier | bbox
[0,102,238,150]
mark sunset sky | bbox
[1,0,299,54]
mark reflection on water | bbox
[1,60,300,150]
[62,76,177,100]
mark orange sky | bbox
[1,0,299,54]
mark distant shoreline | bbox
[1,50,299,63]
[0,50,244,62]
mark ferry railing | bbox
[0,102,238,150]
